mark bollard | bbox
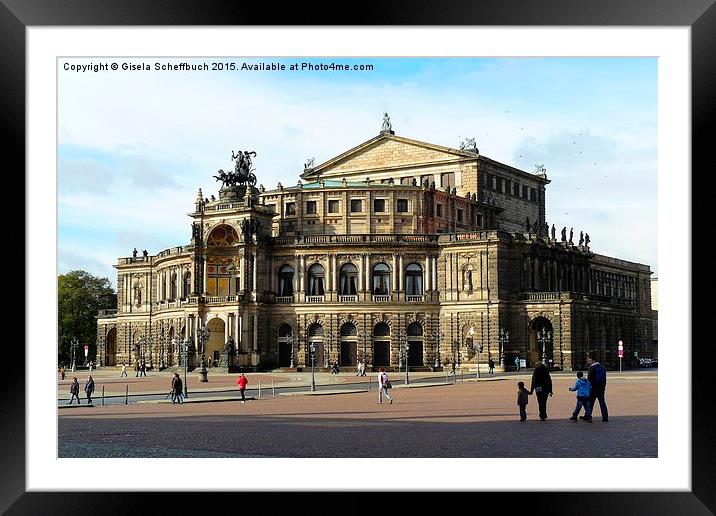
[445,370,448,384]
[258,380,261,398]
[368,375,371,391]
[272,380,275,397]
[101,386,105,406]
[125,384,128,405]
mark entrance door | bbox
[340,340,357,367]
[373,341,390,367]
[408,340,423,366]
[105,328,117,366]
[278,341,291,367]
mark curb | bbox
[137,396,257,405]
[279,389,367,397]
[58,404,94,409]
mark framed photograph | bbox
[8,1,711,513]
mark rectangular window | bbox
[513,182,520,196]
[306,200,317,214]
[400,177,415,185]
[530,188,537,201]
[522,185,528,198]
[441,172,456,188]
[285,202,296,216]
[380,178,392,184]
[484,173,491,188]
[396,199,408,212]
[420,174,432,187]
[496,177,502,192]
[351,199,363,213]
[475,213,483,226]
[457,209,464,223]
[504,179,511,194]
[436,203,443,217]
[374,199,386,212]
[328,200,339,213]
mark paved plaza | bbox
[58,369,657,458]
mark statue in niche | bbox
[224,336,235,353]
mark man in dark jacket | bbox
[530,362,553,421]
[171,373,183,404]
[585,351,609,422]
[84,376,95,404]
[68,377,81,404]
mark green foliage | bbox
[58,270,116,365]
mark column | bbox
[392,254,397,293]
[202,257,208,295]
[432,256,437,292]
[332,254,338,292]
[238,313,244,351]
[253,314,258,352]
[398,254,403,291]
[238,253,245,293]
[252,253,258,293]
[358,254,364,291]
[225,315,230,343]
[425,256,431,291]
[300,255,305,293]
[365,254,371,292]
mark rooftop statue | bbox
[459,137,478,153]
[304,157,315,169]
[213,150,258,189]
[381,113,392,132]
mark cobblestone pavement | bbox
[58,374,657,458]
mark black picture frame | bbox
[6,1,712,513]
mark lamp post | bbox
[70,337,79,372]
[158,334,165,370]
[397,329,405,371]
[309,341,316,392]
[147,335,154,370]
[324,330,332,369]
[499,327,509,367]
[287,334,295,368]
[433,327,442,369]
[405,340,410,385]
[182,339,189,398]
[538,328,552,366]
[197,323,210,382]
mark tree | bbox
[58,270,116,365]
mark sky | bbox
[58,57,658,287]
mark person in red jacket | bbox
[237,373,248,403]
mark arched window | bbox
[308,324,324,337]
[340,323,357,337]
[182,271,191,298]
[373,322,391,337]
[307,264,325,296]
[372,263,391,295]
[407,322,423,336]
[207,225,240,247]
[405,263,423,296]
[339,263,358,296]
[278,265,294,297]
[170,273,177,300]
[278,324,292,337]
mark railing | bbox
[306,295,325,303]
[338,295,358,302]
[205,296,237,304]
[97,309,117,317]
[522,292,561,301]
[272,234,441,246]
[372,295,391,302]
[406,295,424,302]
[276,296,293,304]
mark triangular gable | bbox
[302,134,476,179]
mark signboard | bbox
[84,345,89,357]
[618,340,624,358]
[520,359,527,368]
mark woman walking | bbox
[377,368,394,404]
[530,361,553,421]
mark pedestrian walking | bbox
[120,363,127,377]
[488,357,495,375]
[451,359,456,375]
[517,381,531,422]
[355,360,362,376]
[140,360,147,377]
[514,354,521,373]
[530,361,553,421]
[88,361,93,373]
[135,361,140,377]
[568,371,591,422]
[360,361,367,376]
[585,351,609,422]
[59,365,66,380]
[84,375,95,404]
[377,368,394,404]
[68,377,81,404]
[171,373,183,404]
[236,373,248,403]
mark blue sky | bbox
[59,57,657,286]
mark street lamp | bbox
[433,327,442,369]
[537,328,552,366]
[287,334,295,368]
[70,337,79,372]
[405,340,410,385]
[499,327,509,367]
[182,339,189,398]
[324,330,332,369]
[468,326,483,378]
[397,329,405,370]
[197,323,210,382]
[309,341,316,392]
[158,334,165,370]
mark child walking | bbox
[568,371,592,422]
[517,381,531,422]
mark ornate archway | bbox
[340,322,357,367]
[529,316,554,368]
[105,328,117,366]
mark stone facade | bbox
[96,129,654,372]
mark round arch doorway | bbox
[372,323,391,368]
[205,317,226,367]
[406,322,424,367]
[105,328,117,366]
[340,323,357,367]
[529,316,554,367]
[277,324,293,367]
[307,323,325,368]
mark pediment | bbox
[303,134,475,179]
